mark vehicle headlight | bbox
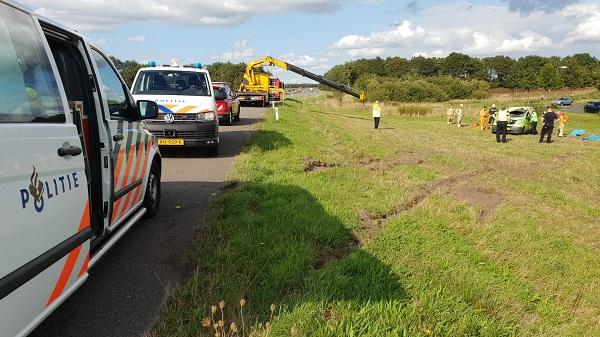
[197,111,215,121]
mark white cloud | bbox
[334,20,427,49]
[218,48,255,62]
[331,3,571,58]
[27,0,342,32]
[281,53,330,71]
[128,35,146,43]
[497,31,553,52]
[562,4,600,42]
[234,40,249,48]
[347,48,386,58]
[411,49,446,58]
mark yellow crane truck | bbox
[237,56,366,106]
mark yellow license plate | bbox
[158,138,184,146]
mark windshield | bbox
[509,110,526,117]
[133,70,211,96]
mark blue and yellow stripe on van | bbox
[158,104,200,114]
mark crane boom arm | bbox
[285,63,363,100]
[243,56,365,102]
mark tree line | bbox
[325,53,600,90]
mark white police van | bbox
[0,1,162,336]
[132,61,219,155]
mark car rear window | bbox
[133,70,211,96]
[213,87,227,100]
[509,110,526,117]
[0,4,65,123]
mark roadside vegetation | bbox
[324,53,600,102]
[151,95,600,337]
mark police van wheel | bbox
[143,162,160,218]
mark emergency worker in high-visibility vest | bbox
[372,101,381,129]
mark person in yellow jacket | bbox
[479,105,489,131]
[372,101,381,129]
[557,110,568,137]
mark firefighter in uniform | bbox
[446,104,455,125]
[456,104,464,128]
[479,105,489,131]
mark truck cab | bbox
[0,2,161,336]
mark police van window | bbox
[91,49,132,119]
[0,4,64,123]
[133,70,211,97]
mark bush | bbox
[396,104,433,116]
[365,79,448,102]
[466,80,491,99]
[323,75,490,103]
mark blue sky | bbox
[24,0,600,83]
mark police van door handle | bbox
[113,134,124,142]
[57,146,82,157]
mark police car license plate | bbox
[158,138,184,146]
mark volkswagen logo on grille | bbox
[164,113,175,124]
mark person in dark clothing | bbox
[539,107,558,143]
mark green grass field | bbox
[151,97,600,337]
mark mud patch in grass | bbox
[359,151,426,171]
[304,157,337,172]
[451,185,503,220]
[314,241,357,269]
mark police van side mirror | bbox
[137,100,158,119]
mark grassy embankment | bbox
[151,96,600,337]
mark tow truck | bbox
[237,56,366,106]
[0,2,161,336]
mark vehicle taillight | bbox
[215,103,226,112]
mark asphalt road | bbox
[31,107,266,337]
[559,104,584,113]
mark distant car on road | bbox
[491,106,536,134]
[553,96,573,106]
[213,83,240,125]
[584,101,600,113]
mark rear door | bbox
[0,4,90,337]
[88,48,150,229]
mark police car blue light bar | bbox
[147,61,157,67]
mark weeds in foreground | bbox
[201,299,287,337]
